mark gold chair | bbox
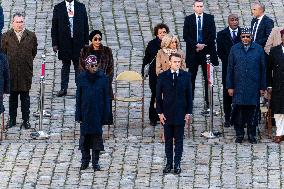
[260,89,273,139]
[114,71,145,136]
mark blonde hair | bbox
[161,34,180,49]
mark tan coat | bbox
[1,29,37,91]
[156,49,186,75]
[264,27,283,55]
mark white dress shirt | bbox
[65,0,74,37]
[229,27,238,39]
[252,14,264,41]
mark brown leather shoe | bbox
[274,136,284,143]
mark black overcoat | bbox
[268,45,284,114]
[156,69,193,125]
[51,0,89,60]
[1,29,37,91]
[0,53,9,113]
[183,13,219,70]
[75,70,110,135]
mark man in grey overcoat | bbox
[226,27,266,144]
[1,12,37,129]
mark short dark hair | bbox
[193,0,203,5]
[153,23,169,36]
[169,53,182,61]
[13,12,25,20]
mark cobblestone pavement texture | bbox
[0,0,284,188]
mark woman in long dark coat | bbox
[142,23,169,126]
[76,55,110,171]
[268,29,284,143]
[79,30,114,125]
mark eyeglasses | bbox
[94,37,102,41]
[90,64,99,68]
[241,35,251,39]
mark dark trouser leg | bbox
[223,85,232,122]
[189,65,199,101]
[174,124,185,165]
[164,124,174,165]
[92,150,100,165]
[20,91,30,121]
[149,74,159,123]
[201,63,209,107]
[81,135,91,165]
[244,105,257,138]
[9,91,19,120]
[234,105,245,138]
[61,59,71,90]
[72,58,79,86]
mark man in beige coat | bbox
[1,12,38,129]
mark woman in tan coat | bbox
[156,34,186,75]
[264,27,284,55]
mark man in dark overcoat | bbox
[183,0,218,109]
[156,53,192,174]
[75,55,110,171]
[251,2,274,48]
[217,14,241,127]
[226,27,266,144]
[1,12,37,129]
[267,29,284,143]
[51,0,89,97]
[0,52,9,115]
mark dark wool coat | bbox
[75,70,110,135]
[226,42,266,105]
[156,69,193,125]
[216,26,241,84]
[51,0,89,60]
[79,44,114,98]
[183,13,219,69]
[1,29,37,92]
[251,15,274,48]
[268,45,284,114]
[0,53,9,113]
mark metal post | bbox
[201,54,218,139]
[31,54,50,140]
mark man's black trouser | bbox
[189,54,209,107]
[233,105,258,138]
[61,58,79,90]
[164,123,184,165]
[9,91,30,121]
[149,73,159,123]
[223,84,232,122]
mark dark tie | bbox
[232,30,237,42]
[252,19,259,41]
[68,2,72,12]
[197,16,202,43]
[173,72,177,86]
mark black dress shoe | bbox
[235,137,243,143]
[174,164,181,174]
[93,163,101,171]
[224,121,231,127]
[150,121,157,126]
[21,121,31,129]
[249,137,257,144]
[57,89,67,97]
[6,119,16,129]
[163,164,172,174]
[80,164,89,170]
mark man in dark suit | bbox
[217,14,241,127]
[251,2,274,48]
[183,0,218,109]
[51,0,89,97]
[156,53,192,174]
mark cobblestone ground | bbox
[0,0,284,188]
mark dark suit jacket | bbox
[251,15,274,48]
[51,0,89,60]
[156,69,193,125]
[183,13,218,70]
[217,27,241,84]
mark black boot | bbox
[174,163,181,174]
[21,120,31,129]
[6,118,16,129]
[93,150,101,171]
[163,164,172,174]
[80,164,89,170]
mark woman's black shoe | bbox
[163,164,172,174]
[174,164,181,174]
[93,164,101,171]
[80,164,88,170]
[150,121,157,126]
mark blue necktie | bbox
[197,16,202,43]
[232,30,237,43]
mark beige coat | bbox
[264,27,283,55]
[156,49,186,75]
